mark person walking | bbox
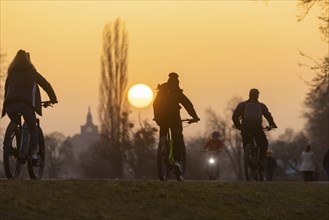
[264,150,277,181]
[322,148,329,181]
[299,145,317,181]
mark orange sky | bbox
[0,1,327,139]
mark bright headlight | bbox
[209,158,215,164]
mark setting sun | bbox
[128,84,154,108]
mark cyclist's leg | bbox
[6,103,31,158]
[6,103,20,122]
[241,129,253,150]
[159,125,169,139]
[20,103,38,158]
[253,129,268,163]
[171,123,184,162]
[171,123,185,181]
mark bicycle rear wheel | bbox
[3,122,21,179]
[157,136,170,181]
[181,146,186,176]
[244,144,254,181]
[27,127,45,180]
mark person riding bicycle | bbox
[203,131,224,177]
[203,131,225,152]
[232,88,277,169]
[2,49,58,164]
[153,72,200,180]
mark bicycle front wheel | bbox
[27,127,45,180]
[255,148,264,181]
[157,136,170,181]
[3,122,21,179]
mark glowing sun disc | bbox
[128,84,154,108]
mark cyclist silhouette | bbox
[2,49,58,164]
[232,88,277,168]
[153,72,200,180]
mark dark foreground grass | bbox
[0,180,328,220]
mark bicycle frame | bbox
[167,132,174,166]
[203,151,221,180]
[13,115,41,157]
[162,119,193,166]
[244,127,273,181]
[157,118,197,181]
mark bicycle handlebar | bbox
[263,126,277,131]
[41,101,56,108]
[181,118,200,124]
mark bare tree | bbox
[44,132,66,178]
[99,18,129,178]
[125,120,157,179]
[301,56,329,149]
[297,0,329,43]
[297,0,329,155]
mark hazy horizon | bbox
[0,1,327,140]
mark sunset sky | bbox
[0,1,327,139]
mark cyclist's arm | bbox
[179,93,199,120]
[35,72,58,103]
[232,103,243,130]
[3,77,9,100]
[1,78,9,117]
[261,103,277,128]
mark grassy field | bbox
[0,179,328,220]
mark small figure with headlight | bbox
[203,131,225,180]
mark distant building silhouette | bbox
[80,107,98,137]
[67,107,99,160]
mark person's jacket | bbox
[232,99,276,130]
[153,82,198,125]
[2,70,57,116]
[203,139,224,151]
[299,151,317,172]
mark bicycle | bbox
[244,126,273,181]
[3,101,54,179]
[202,150,221,180]
[157,118,198,181]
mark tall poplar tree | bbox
[99,18,129,178]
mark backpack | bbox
[243,102,263,128]
[153,83,178,125]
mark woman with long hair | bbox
[2,49,58,164]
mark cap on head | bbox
[168,72,179,79]
[167,72,179,86]
[249,88,260,98]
